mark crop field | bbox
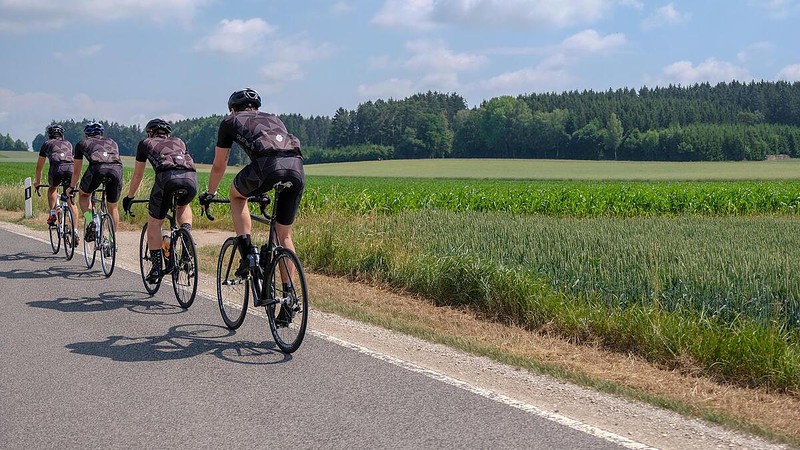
[3,158,800,390]
[305,158,800,180]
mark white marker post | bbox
[24,177,32,218]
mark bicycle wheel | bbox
[62,206,75,261]
[98,213,116,277]
[83,218,96,269]
[49,213,60,254]
[266,248,308,353]
[171,228,198,309]
[139,223,161,295]
[216,237,248,329]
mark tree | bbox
[604,112,623,160]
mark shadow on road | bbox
[65,323,290,365]
[27,290,185,315]
[0,252,106,280]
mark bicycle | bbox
[36,183,77,261]
[201,181,308,353]
[82,177,116,277]
[124,190,199,309]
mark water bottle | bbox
[92,213,100,234]
[248,245,260,269]
[161,229,171,258]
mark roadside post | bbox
[24,177,32,218]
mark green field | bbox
[304,158,800,180]
[3,158,800,391]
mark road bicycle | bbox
[36,183,77,261]
[124,190,199,309]
[82,177,116,277]
[201,181,308,353]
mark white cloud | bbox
[194,18,275,55]
[54,44,104,61]
[401,40,487,73]
[371,0,437,31]
[256,38,334,91]
[736,41,774,64]
[560,29,626,54]
[748,0,800,18]
[0,88,170,145]
[331,1,352,14]
[366,39,485,95]
[776,64,800,81]
[372,0,615,31]
[357,78,416,100]
[642,3,690,29]
[474,29,626,98]
[0,0,208,32]
[660,58,751,85]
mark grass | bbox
[305,158,800,180]
[294,210,800,391]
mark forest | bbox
[22,80,800,164]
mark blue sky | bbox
[1,0,799,147]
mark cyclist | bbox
[70,121,124,243]
[199,88,305,308]
[34,124,79,242]
[122,118,198,283]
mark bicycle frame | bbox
[203,182,290,303]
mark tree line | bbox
[29,80,800,163]
[0,133,28,151]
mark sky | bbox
[1,0,799,147]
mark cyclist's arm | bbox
[70,159,82,191]
[206,146,230,195]
[34,156,45,186]
[126,160,146,198]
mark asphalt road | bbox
[0,229,640,449]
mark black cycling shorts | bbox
[79,164,123,203]
[233,155,305,225]
[48,163,73,187]
[149,170,197,220]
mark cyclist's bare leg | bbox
[230,184,251,236]
[276,222,297,285]
[47,186,58,212]
[146,216,165,251]
[68,199,79,230]
[78,191,91,214]
[176,204,193,227]
[108,202,120,231]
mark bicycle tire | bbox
[266,248,308,353]
[138,223,162,295]
[171,228,198,309]
[49,213,60,254]
[63,206,75,261]
[83,217,96,269]
[99,213,116,277]
[216,237,248,330]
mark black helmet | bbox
[227,88,261,111]
[145,118,172,135]
[84,121,104,136]
[46,124,64,138]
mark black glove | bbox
[198,191,215,207]
[122,196,133,214]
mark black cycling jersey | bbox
[216,110,302,160]
[75,136,122,166]
[136,135,196,172]
[38,138,74,166]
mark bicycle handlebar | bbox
[124,198,149,218]
[200,195,270,222]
